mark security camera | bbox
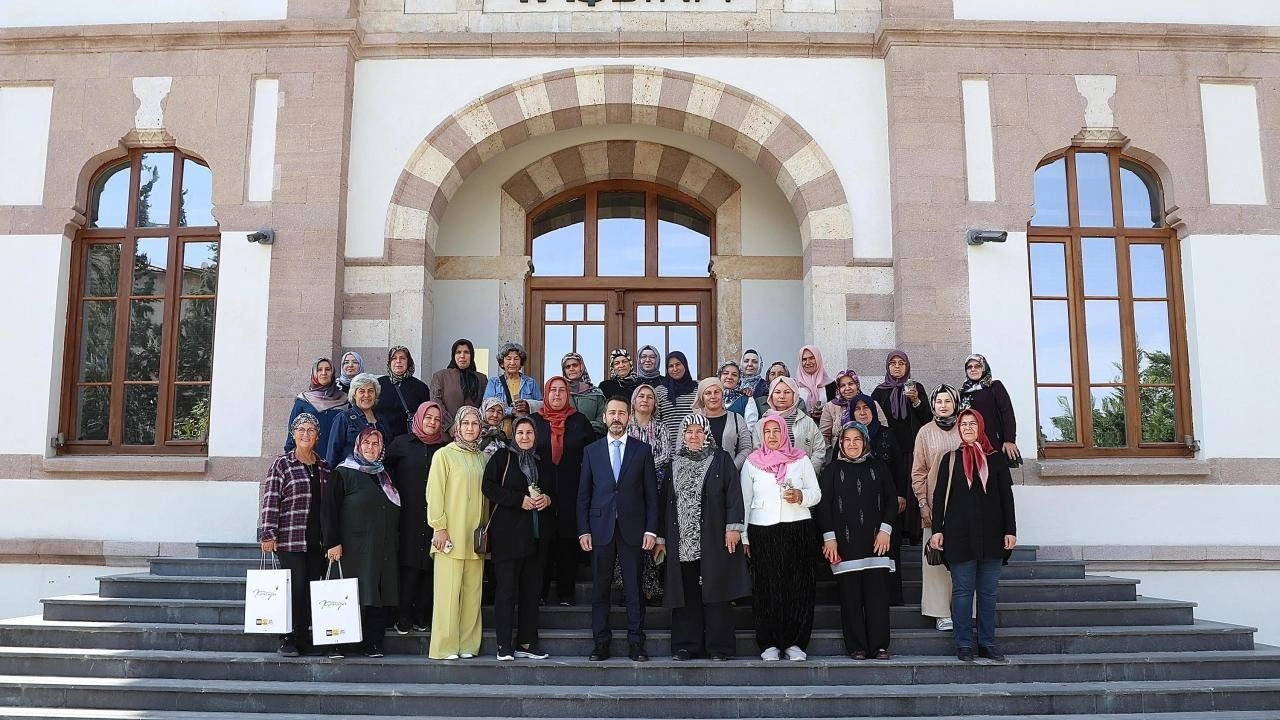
[247,229,275,245]
[966,229,1007,246]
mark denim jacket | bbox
[483,373,544,416]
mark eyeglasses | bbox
[965,363,983,370]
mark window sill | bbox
[1035,458,1211,484]
[41,455,209,475]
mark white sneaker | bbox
[460,652,475,659]
[443,654,459,660]
[784,646,807,662]
[760,647,781,661]
[936,617,953,631]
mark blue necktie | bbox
[610,440,622,482]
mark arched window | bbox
[526,181,714,381]
[60,149,219,454]
[1029,149,1193,457]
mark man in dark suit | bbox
[577,395,659,662]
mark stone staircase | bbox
[0,542,1277,719]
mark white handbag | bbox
[310,560,362,647]
[243,553,292,634]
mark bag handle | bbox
[480,452,512,533]
[938,450,957,532]
[323,559,344,580]
[259,551,280,570]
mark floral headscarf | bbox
[299,357,349,413]
[339,426,400,506]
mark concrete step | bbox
[39,595,1195,630]
[0,646,1276,686]
[152,556,1083,580]
[99,573,1135,604]
[197,542,1044,563]
[2,675,1279,717]
[0,617,1254,656]
[15,708,1272,720]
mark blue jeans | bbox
[949,558,1002,650]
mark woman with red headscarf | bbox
[383,401,448,634]
[740,413,822,662]
[532,376,596,606]
[928,408,1018,663]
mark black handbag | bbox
[473,453,508,556]
[925,451,957,566]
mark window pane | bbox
[636,326,666,361]
[171,385,211,441]
[1037,387,1076,443]
[679,304,697,322]
[74,386,111,441]
[1032,299,1072,384]
[1030,243,1067,297]
[90,161,131,228]
[181,242,219,295]
[566,304,584,322]
[658,197,711,277]
[1085,299,1123,384]
[84,244,121,297]
[1081,237,1118,296]
[123,384,158,445]
[1090,386,1127,448]
[586,304,604,322]
[577,324,605,385]
[531,197,585,277]
[126,300,164,381]
[133,238,168,296]
[597,192,645,277]
[1075,152,1114,227]
[658,305,676,323]
[1134,301,1172,381]
[136,152,175,228]
[1120,163,1161,228]
[543,325,573,381]
[636,305,655,323]
[179,159,215,227]
[669,325,699,378]
[1130,244,1167,298]
[1139,386,1177,443]
[1031,158,1068,227]
[78,300,116,383]
[544,304,563,322]
[177,299,216,382]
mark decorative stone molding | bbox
[502,140,740,213]
[126,76,174,147]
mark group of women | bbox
[258,341,1018,663]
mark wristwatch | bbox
[918,499,928,508]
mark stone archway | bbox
[383,65,853,269]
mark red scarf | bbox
[539,376,577,464]
[411,401,445,444]
[958,409,993,490]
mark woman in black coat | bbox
[929,408,1017,663]
[957,353,1021,464]
[376,345,431,442]
[655,414,750,661]
[483,417,553,661]
[851,394,911,605]
[532,376,596,606]
[383,401,447,634]
[815,422,898,660]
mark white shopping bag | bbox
[244,555,292,634]
[310,561,362,647]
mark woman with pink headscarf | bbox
[740,413,822,662]
[795,345,834,422]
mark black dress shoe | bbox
[710,653,732,661]
[672,649,693,661]
[628,643,649,662]
[589,643,610,661]
[957,647,975,662]
[977,645,1007,663]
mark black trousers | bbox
[274,546,325,646]
[398,563,434,628]
[543,536,582,604]
[748,520,815,652]
[835,569,891,655]
[591,529,645,645]
[359,605,387,651]
[670,560,735,657]
[494,542,548,650]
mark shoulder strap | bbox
[500,374,515,406]
[482,451,511,533]
[391,380,411,415]
[942,450,956,518]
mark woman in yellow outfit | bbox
[427,405,489,660]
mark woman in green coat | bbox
[562,352,606,439]
[322,426,401,659]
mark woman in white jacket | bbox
[741,413,822,662]
[752,376,828,475]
